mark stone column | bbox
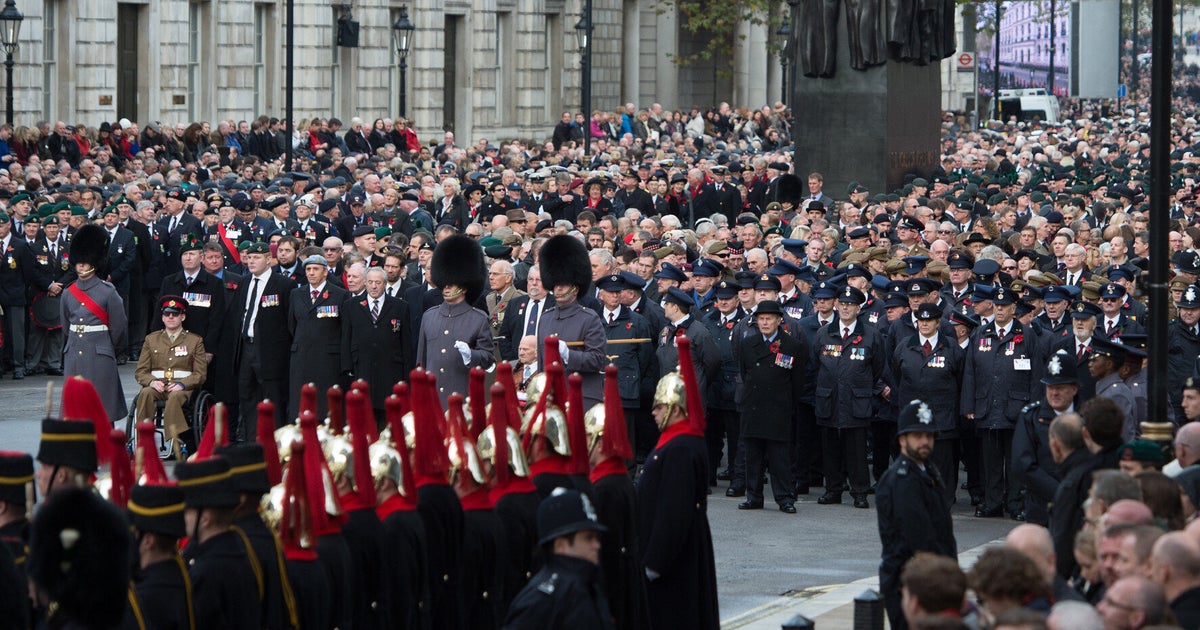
[622,0,639,103]
[655,2,678,109]
[733,17,768,108]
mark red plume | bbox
[385,395,416,500]
[542,336,569,401]
[61,376,112,466]
[194,403,230,460]
[500,365,523,432]
[299,383,318,417]
[524,360,564,453]
[676,336,706,434]
[488,383,512,488]
[468,368,487,439]
[446,394,477,487]
[350,380,378,442]
[279,440,317,560]
[256,401,283,486]
[601,365,633,460]
[412,371,450,486]
[106,430,132,508]
[326,386,345,434]
[345,390,378,507]
[135,421,170,485]
[566,374,589,474]
[299,410,340,532]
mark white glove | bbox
[645,567,660,582]
[454,341,471,365]
[558,340,570,364]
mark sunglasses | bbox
[1001,265,1018,271]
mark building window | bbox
[188,2,200,120]
[331,9,340,115]
[254,5,266,115]
[43,1,55,119]
[496,12,513,123]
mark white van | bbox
[996,88,1061,125]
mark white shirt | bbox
[1104,317,1119,331]
[603,307,620,323]
[839,320,858,338]
[386,281,403,298]
[244,270,273,338]
[919,333,938,348]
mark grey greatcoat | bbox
[416,299,494,405]
[61,275,128,421]
[537,300,608,409]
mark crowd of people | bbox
[0,88,1200,629]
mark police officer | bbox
[595,273,655,453]
[737,300,808,513]
[962,286,1044,519]
[704,280,744,486]
[1168,285,1200,424]
[891,302,965,507]
[503,488,615,630]
[1012,349,1080,527]
[813,286,886,509]
[1051,301,1102,402]
[1089,337,1138,441]
[876,400,957,630]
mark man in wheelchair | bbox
[134,295,209,454]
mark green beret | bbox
[374,226,391,240]
[113,195,133,207]
[0,212,9,222]
[69,204,87,217]
[180,234,203,253]
[1119,439,1165,464]
[478,236,502,248]
[237,240,254,252]
[42,215,58,226]
[35,203,56,218]
[243,241,270,255]
[9,193,30,205]
[23,213,39,224]
[101,205,119,216]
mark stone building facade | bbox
[1,0,784,141]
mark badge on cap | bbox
[760,274,770,281]
[1189,286,1197,303]
[917,402,932,425]
[1048,355,1062,376]
[911,283,920,292]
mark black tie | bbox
[526,300,540,336]
[242,278,260,337]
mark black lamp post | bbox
[392,7,414,119]
[0,0,23,127]
[575,6,592,153]
[777,18,791,106]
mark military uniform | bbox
[157,268,226,353]
[1,224,51,378]
[876,403,957,630]
[25,232,69,374]
[62,273,129,421]
[539,300,608,409]
[135,557,196,630]
[417,300,495,404]
[205,218,251,272]
[599,298,656,453]
[134,324,209,441]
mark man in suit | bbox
[287,254,350,420]
[156,235,225,366]
[708,166,743,225]
[1056,243,1092,287]
[227,241,293,438]
[343,266,413,425]
[497,265,548,361]
[0,210,50,379]
[271,235,305,287]
[805,172,835,207]
[157,189,205,278]
[485,259,525,356]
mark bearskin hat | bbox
[539,234,592,296]
[28,486,133,627]
[777,173,802,207]
[430,234,486,304]
[68,223,110,279]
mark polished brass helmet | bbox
[387,412,416,450]
[368,441,407,496]
[446,434,487,486]
[321,433,355,486]
[475,424,532,478]
[583,402,606,455]
[522,401,571,458]
[260,483,285,530]
[275,423,302,463]
[521,373,548,432]
[653,369,687,428]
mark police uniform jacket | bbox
[104,225,137,295]
[961,320,1044,431]
[157,270,226,351]
[1097,312,1145,341]
[738,331,807,442]
[634,431,720,630]
[416,299,495,405]
[227,271,294,381]
[705,308,745,410]
[1012,399,1068,525]
[891,332,965,435]
[601,306,655,406]
[287,283,351,417]
[538,300,608,408]
[1170,318,1200,406]
[184,529,263,630]
[875,454,957,599]
[656,315,720,408]
[1095,371,1137,440]
[502,554,617,630]
[62,275,128,420]
[812,318,886,430]
[134,556,195,630]
[342,293,413,410]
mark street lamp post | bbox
[575,6,592,154]
[284,0,294,172]
[777,18,791,106]
[392,7,414,119]
[0,0,23,127]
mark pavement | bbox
[0,366,1019,628]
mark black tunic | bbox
[315,532,354,630]
[134,556,194,630]
[592,472,651,630]
[380,504,432,630]
[234,514,298,630]
[462,507,507,629]
[284,558,332,630]
[417,483,466,630]
[183,530,263,630]
[493,488,542,607]
[340,507,392,630]
[634,431,719,630]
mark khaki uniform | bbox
[134,329,208,439]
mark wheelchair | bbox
[124,386,215,460]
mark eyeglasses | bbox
[938,229,954,234]
[1001,265,1018,271]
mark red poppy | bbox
[322,291,329,300]
[1013,334,1024,344]
[852,335,863,345]
[360,300,368,307]
[769,341,780,354]
[626,322,633,330]
[725,322,734,330]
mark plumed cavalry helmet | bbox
[521,337,573,461]
[475,381,531,481]
[444,394,488,488]
[653,336,706,433]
